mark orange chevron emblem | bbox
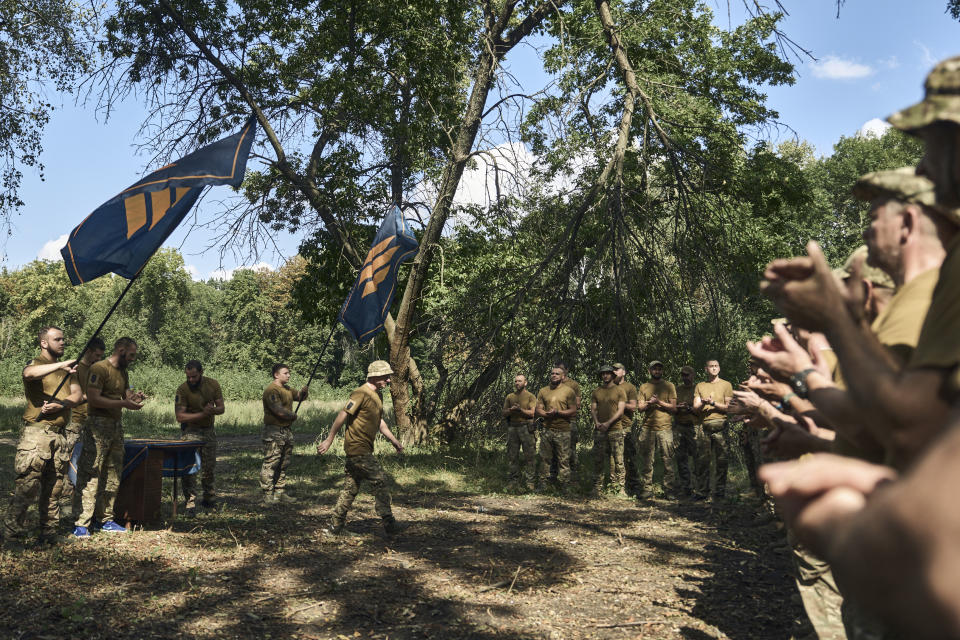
[124,187,192,238]
[358,235,400,298]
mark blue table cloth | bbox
[69,438,202,484]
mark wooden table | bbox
[113,439,204,526]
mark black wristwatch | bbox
[789,368,817,399]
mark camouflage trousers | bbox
[75,416,124,528]
[591,429,625,493]
[674,422,707,496]
[58,421,84,513]
[550,420,579,476]
[2,422,68,538]
[702,419,730,498]
[506,423,536,488]
[260,425,293,493]
[788,528,846,640]
[739,424,763,495]
[332,454,393,523]
[181,427,216,507]
[639,427,676,492]
[538,429,571,487]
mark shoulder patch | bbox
[175,394,180,404]
[345,400,355,411]
[90,373,98,383]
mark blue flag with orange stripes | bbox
[339,205,419,343]
[60,116,257,284]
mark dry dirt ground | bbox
[0,433,803,639]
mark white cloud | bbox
[811,56,874,80]
[209,261,275,281]
[858,118,891,139]
[184,264,201,280]
[37,233,69,261]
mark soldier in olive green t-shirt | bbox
[694,360,734,500]
[2,326,82,544]
[259,363,308,503]
[636,360,677,499]
[590,366,627,497]
[503,374,537,490]
[674,365,707,498]
[317,360,404,536]
[60,337,105,518]
[536,367,579,491]
[175,360,224,512]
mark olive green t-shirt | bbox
[263,381,295,427]
[910,235,960,396]
[175,377,223,429]
[342,384,383,456]
[71,360,96,425]
[694,379,732,423]
[536,384,578,431]
[503,389,537,424]
[615,381,638,430]
[88,359,129,421]
[872,267,939,368]
[22,354,78,428]
[639,380,677,430]
[675,383,697,426]
[561,377,581,416]
[591,384,627,429]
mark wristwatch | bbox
[789,368,817,399]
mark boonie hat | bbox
[853,167,960,228]
[648,360,664,368]
[598,364,615,374]
[833,246,895,290]
[367,360,394,377]
[889,56,960,133]
[611,362,626,370]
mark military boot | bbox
[321,517,345,537]
[262,490,277,504]
[382,515,403,537]
[274,490,297,504]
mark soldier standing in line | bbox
[556,361,582,474]
[317,360,404,536]
[589,365,627,498]
[175,360,225,515]
[60,336,105,520]
[502,373,537,492]
[535,366,579,493]
[694,359,734,501]
[260,363,308,504]
[1,326,81,547]
[74,336,144,537]
[613,362,641,497]
[636,360,678,500]
[674,365,707,499]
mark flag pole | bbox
[294,323,339,414]
[50,273,141,399]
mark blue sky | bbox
[10,0,960,279]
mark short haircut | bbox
[38,326,63,343]
[114,337,137,351]
[87,336,106,352]
[185,359,203,373]
[271,363,289,376]
[705,359,719,366]
[553,360,569,371]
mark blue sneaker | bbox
[72,526,90,538]
[100,520,127,533]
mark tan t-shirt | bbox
[503,389,537,424]
[694,378,732,423]
[71,360,95,425]
[88,359,129,421]
[537,384,578,431]
[22,354,78,428]
[675,383,697,426]
[263,380,295,427]
[342,384,383,456]
[175,377,223,429]
[617,381,638,430]
[910,235,960,395]
[872,267,939,367]
[639,380,677,430]
[591,384,627,429]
